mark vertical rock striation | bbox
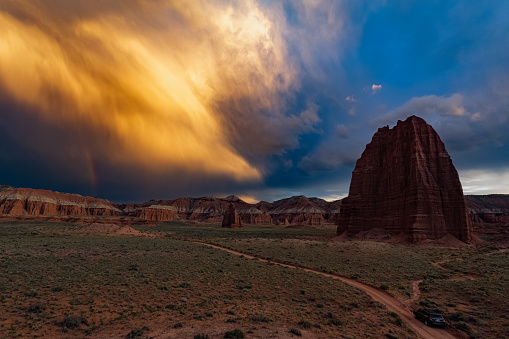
[337,115,472,243]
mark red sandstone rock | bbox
[0,186,121,217]
[337,115,472,243]
[222,203,242,228]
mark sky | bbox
[1,0,508,203]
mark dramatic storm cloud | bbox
[1,0,508,202]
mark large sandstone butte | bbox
[222,203,242,228]
[337,115,472,243]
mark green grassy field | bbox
[0,221,414,338]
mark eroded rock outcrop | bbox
[466,195,509,225]
[0,186,121,217]
[268,196,327,226]
[337,115,472,243]
[222,203,242,228]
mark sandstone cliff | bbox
[0,186,121,217]
[337,116,472,243]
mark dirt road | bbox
[197,242,457,339]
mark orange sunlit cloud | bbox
[0,0,297,182]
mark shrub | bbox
[289,328,302,336]
[251,314,270,323]
[56,314,88,330]
[389,312,403,327]
[298,320,311,329]
[26,302,46,313]
[224,328,245,339]
[448,311,466,322]
[173,322,183,328]
[455,321,472,334]
[126,326,149,339]
[25,289,37,297]
[194,334,209,339]
[380,284,390,290]
[329,319,344,326]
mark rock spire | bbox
[337,115,472,243]
[222,203,242,228]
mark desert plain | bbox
[1,220,508,338]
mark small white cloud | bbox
[348,107,356,116]
[371,84,382,92]
[345,95,356,102]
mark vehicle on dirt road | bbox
[413,309,447,327]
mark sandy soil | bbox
[196,242,458,339]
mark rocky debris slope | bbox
[337,115,472,243]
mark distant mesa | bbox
[0,185,121,217]
[222,203,242,228]
[337,115,472,243]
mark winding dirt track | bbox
[197,242,456,339]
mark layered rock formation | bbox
[4,182,503,233]
[466,194,509,224]
[338,115,472,243]
[121,196,261,223]
[0,186,121,217]
[267,196,327,226]
[120,195,339,225]
[222,203,242,228]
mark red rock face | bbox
[337,116,472,243]
[0,186,121,217]
[0,185,344,225]
[222,203,242,228]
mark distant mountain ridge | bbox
[0,185,508,227]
